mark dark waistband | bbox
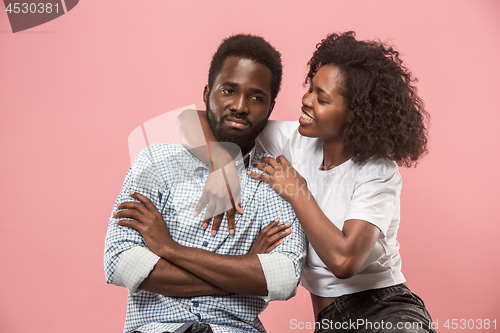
[317,283,411,320]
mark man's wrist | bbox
[158,241,181,261]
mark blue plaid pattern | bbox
[104,144,306,333]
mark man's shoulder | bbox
[138,143,189,159]
[134,143,199,168]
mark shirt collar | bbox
[187,144,257,172]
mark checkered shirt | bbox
[104,144,307,333]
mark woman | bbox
[247,32,434,332]
[183,31,434,332]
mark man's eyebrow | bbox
[221,81,238,87]
[249,88,268,97]
[221,82,268,97]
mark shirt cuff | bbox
[257,252,297,301]
[113,246,161,294]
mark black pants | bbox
[315,284,436,332]
[170,322,213,333]
[184,322,213,333]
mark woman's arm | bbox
[177,109,242,234]
[249,155,381,279]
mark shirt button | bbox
[202,241,208,247]
[194,302,199,307]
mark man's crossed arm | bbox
[112,191,292,298]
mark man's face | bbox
[204,56,275,154]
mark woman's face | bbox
[298,64,351,143]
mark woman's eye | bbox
[317,98,327,104]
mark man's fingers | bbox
[265,221,291,238]
[115,218,143,232]
[116,201,149,218]
[266,239,285,253]
[113,207,145,222]
[260,218,280,234]
[211,213,223,236]
[129,191,157,215]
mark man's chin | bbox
[214,132,252,150]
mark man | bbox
[104,34,307,333]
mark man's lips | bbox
[224,117,249,129]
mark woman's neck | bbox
[321,139,351,170]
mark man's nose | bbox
[230,94,249,114]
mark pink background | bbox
[1,1,500,332]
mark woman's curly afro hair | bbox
[306,31,429,167]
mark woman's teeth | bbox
[301,112,314,122]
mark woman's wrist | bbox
[289,187,313,207]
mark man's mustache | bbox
[219,113,253,127]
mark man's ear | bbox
[267,100,275,117]
[203,85,210,105]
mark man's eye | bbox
[221,88,233,94]
[251,96,263,102]
[317,98,327,104]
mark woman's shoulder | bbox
[257,120,321,159]
[353,157,400,182]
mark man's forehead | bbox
[216,56,272,92]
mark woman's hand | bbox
[248,155,310,203]
[114,191,175,258]
[194,163,243,236]
[248,218,292,254]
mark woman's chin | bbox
[298,125,315,138]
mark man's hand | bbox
[248,218,292,254]
[114,191,174,258]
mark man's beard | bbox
[206,99,268,152]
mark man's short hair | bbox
[208,34,283,102]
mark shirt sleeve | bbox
[257,253,298,301]
[256,120,298,159]
[104,145,168,289]
[112,246,160,293]
[344,159,402,237]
